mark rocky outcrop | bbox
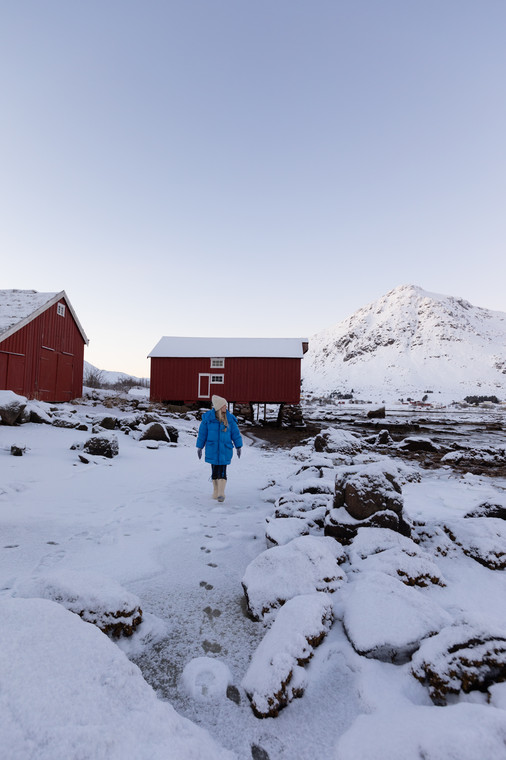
[411,624,506,705]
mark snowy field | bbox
[1,390,506,759]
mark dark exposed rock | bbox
[29,408,52,424]
[94,415,118,430]
[367,406,385,419]
[10,445,25,456]
[464,502,506,520]
[365,429,394,446]
[325,508,412,545]
[277,403,305,428]
[333,467,404,520]
[251,745,270,760]
[226,684,241,705]
[398,437,440,453]
[51,418,78,429]
[83,434,119,459]
[0,391,27,425]
[139,421,178,443]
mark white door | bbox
[198,373,211,398]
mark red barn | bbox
[148,337,308,405]
[0,290,89,402]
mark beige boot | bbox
[217,479,226,503]
[212,480,219,499]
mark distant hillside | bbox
[83,361,149,388]
[302,285,506,404]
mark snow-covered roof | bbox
[0,289,89,344]
[148,337,308,359]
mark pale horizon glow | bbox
[1,1,505,377]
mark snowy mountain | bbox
[302,285,506,403]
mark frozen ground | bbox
[1,393,506,759]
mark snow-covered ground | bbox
[1,392,506,759]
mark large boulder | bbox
[343,571,452,663]
[411,624,506,705]
[242,593,333,718]
[242,535,346,622]
[139,421,178,444]
[0,390,27,425]
[334,465,404,521]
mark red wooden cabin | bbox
[148,337,308,405]
[0,290,89,402]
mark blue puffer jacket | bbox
[196,409,243,465]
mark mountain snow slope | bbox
[303,285,506,404]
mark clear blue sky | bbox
[1,1,505,377]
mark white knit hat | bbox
[212,394,227,411]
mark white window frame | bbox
[211,374,224,384]
[57,303,66,317]
[210,357,225,368]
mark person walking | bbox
[196,395,243,502]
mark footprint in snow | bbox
[199,581,214,590]
[201,640,222,654]
[203,606,222,620]
[34,549,66,571]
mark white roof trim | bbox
[0,290,89,345]
[148,337,308,359]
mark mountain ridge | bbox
[302,285,506,403]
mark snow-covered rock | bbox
[442,517,506,570]
[181,657,232,702]
[0,597,234,760]
[411,623,506,705]
[242,535,346,621]
[83,432,119,459]
[242,593,333,718]
[15,570,143,637]
[265,516,310,546]
[333,463,404,520]
[139,421,178,444]
[343,571,452,662]
[0,390,27,425]
[346,528,446,587]
[314,428,363,456]
[334,702,506,760]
